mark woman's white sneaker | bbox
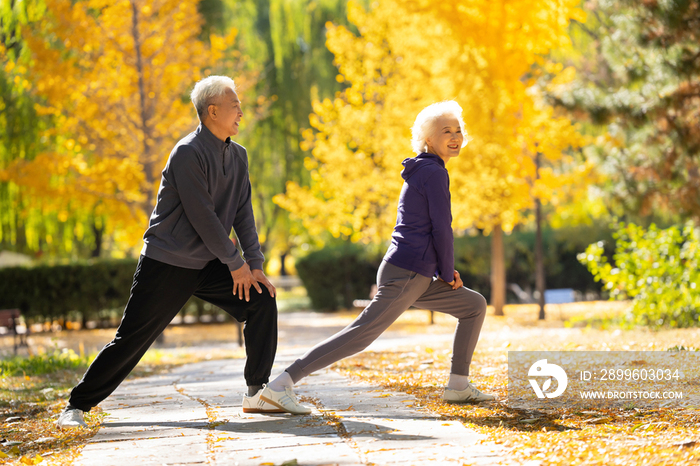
[443,383,495,403]
[242,389,285,413]
[57,406,87,428]
[259,385,312,414]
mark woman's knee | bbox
[475,292,487,315]
[457,288,487,318]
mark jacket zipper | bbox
[222,145,227,176]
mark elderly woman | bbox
[260,101,493,414]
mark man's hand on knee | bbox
[252,269,276,298]
[230,263,262,302]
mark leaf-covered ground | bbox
[0,346,245,465]
[0,364,103,465]
[332,302,700,466]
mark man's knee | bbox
[260,289,277,310]
[249,289,277,319]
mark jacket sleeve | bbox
[232,163,264,271]
[424,169,454,282]
[170,145,246,271]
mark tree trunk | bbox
[91,218,103,258]
[535,197,546,320]
[491,224,506,316]
[535,152,546,320]
[130,0,156,216]
[197,301,204,323]
[279,252,288,276]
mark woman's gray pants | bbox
[286,260,488,383]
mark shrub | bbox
[579,222,700,328]
[295,243,380,311]
[0,260,242,326]
[0,260,137,323]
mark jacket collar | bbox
[418,152,446,168]
[196,123,231,152]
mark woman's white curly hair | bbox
[410,100,471,155]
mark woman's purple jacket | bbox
[383,152,454,282]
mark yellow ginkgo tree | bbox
[1,0,245,253]
[275,0,593,314]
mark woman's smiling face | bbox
[426,115,464,163]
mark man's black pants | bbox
[69,255,278,411]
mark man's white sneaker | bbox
[242,389,285,413]
[443,383,496,403]
[259,385,312,414]
[57,406,87,428]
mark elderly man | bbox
[58,76,281,428]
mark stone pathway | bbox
[76,352,507,465]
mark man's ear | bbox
[207,103,217,120]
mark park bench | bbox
[0,309,29,354]
[544,288,576,304]
[544,288,576,319]
[274,275,302,291]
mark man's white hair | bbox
[190,75,237,119]
[410,100,470,155]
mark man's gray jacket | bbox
[141,123,264,272]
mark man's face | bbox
[210,88,243,137]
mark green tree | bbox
[549,0,700,222]
[229,0,352,272]
[0,0,107,258]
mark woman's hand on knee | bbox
[450,270,463,290]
